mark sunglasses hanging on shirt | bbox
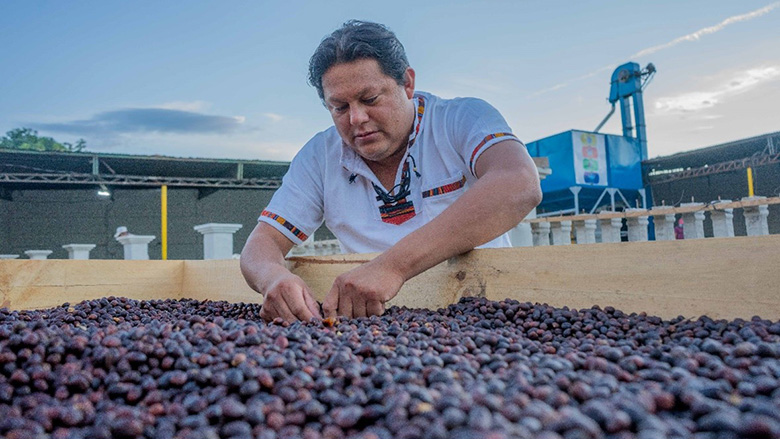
[372,154,421,205]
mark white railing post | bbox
[531,222,551,246]
[116,235,156,260]
[574,219,597,244]
[653,213,677,241]
[550,221,572,245]
[193,223,243,260]
[510,209,536,247]
[743,197,770,236]
[599,217,623,243]
[680,203,706,239]
[710,200,735,238]
[24,250,53,260]
[62,244,97,260]
[625,209,649,242]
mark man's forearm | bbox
[240,223,294,295]
[377,165,541,282]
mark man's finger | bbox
[322,284,339,318]
[367,300,384,317]
[303,291,322,320]
[338,294,353,319]
[352,297,367,318]
[261,299,283,322]
[260,301,274,322]
[266,293,297,323]
[284,291,313,322]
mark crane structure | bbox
[595,62,656,160]
[528,62,657,216]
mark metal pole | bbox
[747,167,755,197]
[620,97,633,138]
[633,91,648,160]
[161,185,168,260]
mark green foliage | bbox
[0,128,86,152]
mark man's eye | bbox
[334,105,348,113]
[363,96,378,104]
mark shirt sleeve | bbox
[446,97,523,177]
[258,139,325,245]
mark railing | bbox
[524,196,779,245]
[289,238,342,257]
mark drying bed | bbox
[1,296,779,438]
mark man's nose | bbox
[349,105,369,125]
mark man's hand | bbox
[322,258,404,319]
[241,222,323,323]
[259,272,322,323]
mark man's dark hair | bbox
[308,20,410,100]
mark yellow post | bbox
[161,185,168,260]
[747,167,755,197]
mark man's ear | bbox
[404,67,416,99]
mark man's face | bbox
[321,58,415,164]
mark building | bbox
[1,148,550,258]
[644,131,780,235]
[0,148,298,259]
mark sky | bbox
[1,1,779,162]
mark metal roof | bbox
[643,131,780,184]
[0,148,289,191]
[644,131,779,169]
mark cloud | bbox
[85,130,304,161]
[632,2,780,58]
[262,113,284,123]
[34,108,246,136]
[655,66,780,113]
[156,101,210,112]
[530,2,780,97]
[530,66,612,97]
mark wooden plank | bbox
[181,260,260,304]
[289,236,780,319]
[287,254,469,311]
[0,260,183,310]
[2,236,779,320]
[712,196,780,210]
[470,237,780,320]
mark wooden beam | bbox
[0,260,183,310]
[181,260,259,304]
[2,236,779,320]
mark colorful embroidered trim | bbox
[408,96,426,148]
[379,200,416,225]
[260,210,308,241]
[468,132,518,174]
[422,175,467,198]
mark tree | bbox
[0,128,86,152]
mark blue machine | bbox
[529,62,656,215]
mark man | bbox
[241,20,542,322]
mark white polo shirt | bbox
[259,91,521,254]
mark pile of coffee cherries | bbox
[1,296,779,438]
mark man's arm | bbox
[323,139,542,318]
[240,222,322,322]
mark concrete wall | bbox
[0,187,289,259]
[0,198,8,254]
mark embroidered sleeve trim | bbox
[422,175,467,198]
[468,132,518,176]
[260,210,309,241]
